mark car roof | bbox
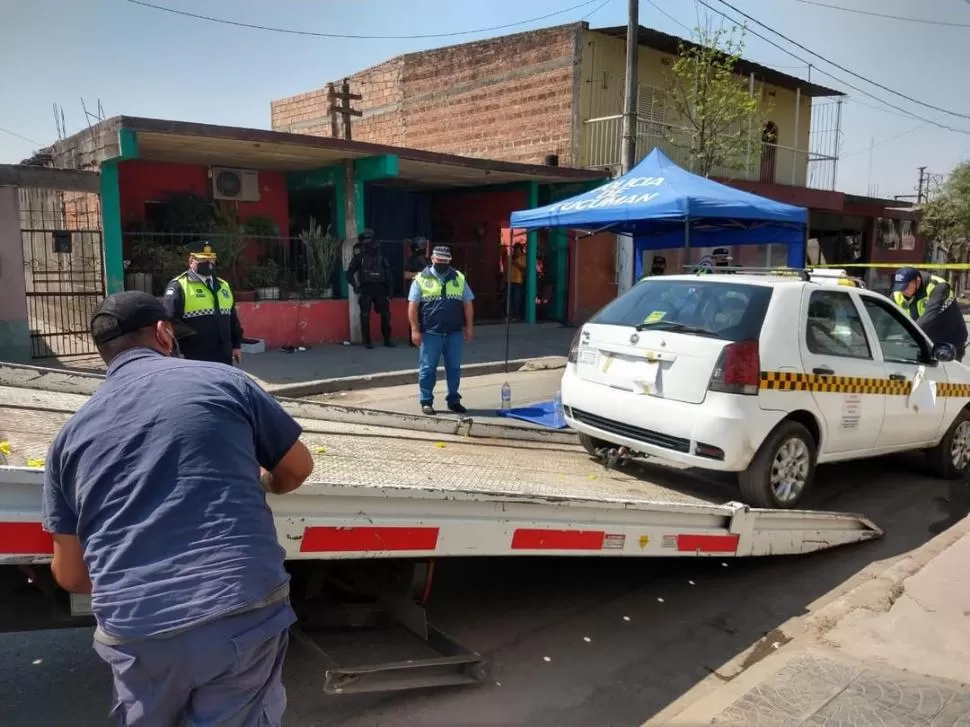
[645,273,867,289]
[646,273,807,287]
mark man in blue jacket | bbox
[407,246,475,415]
[42,290,314,726]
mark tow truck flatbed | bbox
[0,365,883,694]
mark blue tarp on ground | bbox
[509,149,809,272]
[496,400,568,429]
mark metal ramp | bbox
[0,362,883,693]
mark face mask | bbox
[433,263,450,275]
[196,261,214,277]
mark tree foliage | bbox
[665,21,765,177]
[920,161,970,263]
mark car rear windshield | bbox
[589,279,774,342]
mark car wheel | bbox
[738,421,817,509]
[926,408,970,479]
[578,432,609,457]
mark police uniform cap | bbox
[90,290,195,346]
[431,246,452,263]
[358,229,375,243]
[185,240,217,259]
[893,266,920,292]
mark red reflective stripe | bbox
[676,534,739,553]
[0,522,54,555]
[511,529,605,550]
[300,526,439,553]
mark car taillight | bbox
[567,327,584,364]
[709,340,760,395]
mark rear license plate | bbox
[602,355,660,393]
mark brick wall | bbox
[271,24,581,166]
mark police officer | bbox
[892,266,968,359]
[404,238,429,347]
[346,230,394,349]
[407,246,475,416]
[163,241,243,366]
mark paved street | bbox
[0,425,958,726]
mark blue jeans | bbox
[93,601,295,726]
[419,331,463,405]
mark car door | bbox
[799,288,887,455]
[858,295,947,449]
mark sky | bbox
[2,0,969,199]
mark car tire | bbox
[738,420,817,509]
[926,408,970,479]
[578,432,609,457]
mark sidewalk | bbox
[41,321,575,391]
[648,512,970,726]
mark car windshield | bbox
[589,279,774,342]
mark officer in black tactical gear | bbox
[346,230,394,349]
[404,238,429,347]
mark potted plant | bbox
[247,261,281,300]
[300,218,341,298]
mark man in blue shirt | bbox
[42,290,314,726]
[407,246,475,416]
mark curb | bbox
[644,514,970,726]
[265,356,567,397]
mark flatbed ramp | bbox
[0,374,883,694]
[0,382,881,564]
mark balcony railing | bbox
[582,115,838,191]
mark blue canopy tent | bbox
[509,149,809,276]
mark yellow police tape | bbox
[760,371,970,398]
[813,263,970,271]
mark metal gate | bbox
[20,186,105,358]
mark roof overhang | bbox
[108,116,606,189]
[591,25,844,98]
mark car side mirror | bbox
[933,342,957,362]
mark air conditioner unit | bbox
[211,167,260,202]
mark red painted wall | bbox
[117,160,289,234]
[236,299,411,347]
[432,189,528,319]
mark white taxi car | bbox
[563,271,970,509]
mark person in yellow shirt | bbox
[506,243,526,321]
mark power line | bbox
[795,0,970,29]
[127,0,609,40]
[0,126,42,146]
[710,0,970,121]
[693,0,970,136]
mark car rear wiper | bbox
[634,321,721,337]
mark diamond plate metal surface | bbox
[713,652,970,726]
[1,404,720,507]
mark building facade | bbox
[272,22,843,192]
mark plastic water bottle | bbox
[553,390,565,426]
[500,381,512,410]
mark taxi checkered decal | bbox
[760,371,911,396]
[760,371,970,398]
[937,383,970,398]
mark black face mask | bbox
[433,263,450,275]
[196,261,214,277]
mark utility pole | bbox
[327,78,362,141]
[917,165,927,204]
[618,0,639,295]
[621,0,639,175]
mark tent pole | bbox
[683,216,691,267]
[505,239,513,373]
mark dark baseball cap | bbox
[892,266,920,293]
[90,291,195,346]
